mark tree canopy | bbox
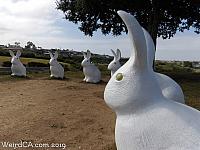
[25,41,36,49]
[56,0,200,46]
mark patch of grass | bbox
[0,56,11,64]
[0,75,29,82]
[179,80,200,110]
[27,71,50,79]
[0,56,48,64]
[67,71,84,79]
[163,72,200,110]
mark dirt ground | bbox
[0,77,116,150]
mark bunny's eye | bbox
[116,73,123,81]
[114,62,116,64]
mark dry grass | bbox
[0,71,198,150]
[181,81,200,110]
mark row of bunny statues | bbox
[8,49,102,81]
[8,49,109,82]
[8,50,65,79]
[104,10,200,150]
[8,48,121,83]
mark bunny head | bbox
[49,51,58,66]
[104,11,163,114]
[81,50,91,67]
[9,50,22,65]
[108,49,121,75]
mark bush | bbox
[21,52,36,58]
[0,49,10,56]
[98,64,110,76]
[2,61,11,67]
[172,66,193,73]
[27,62,49,67]
[183,61,193,68]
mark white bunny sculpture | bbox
[143,28,185,104]
[81,50,101,83]
[107,32,184,103]
[9,50,26,77]
[104,10,200,150]
[49,51,64,79]
[108,49,121,76]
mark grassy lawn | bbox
[0,56,49,64]
[0,56,70,66]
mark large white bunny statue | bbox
[9,50,26,77]
[107,40,184,103]
[104,10,200,150]
[143,28,185,104]
[108,49,121,76]
[81,50,101,83]
[49,51,64,79]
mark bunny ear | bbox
[49,52,53,59]
[86,50,91,59]
[117,10,148,70]
[82,52,87,58]
[116,49,121,61]
[110,49,117,60]
[82,51,87,59]
[9,50,15,57]
[16,50,21,58]
[54,51,58,59]
[142,28,155,69]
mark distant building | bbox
[192,62,200,68]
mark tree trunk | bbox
[147,0,159,71]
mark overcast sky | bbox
[0,0,200,61]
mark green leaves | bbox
[56,0,200,44]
